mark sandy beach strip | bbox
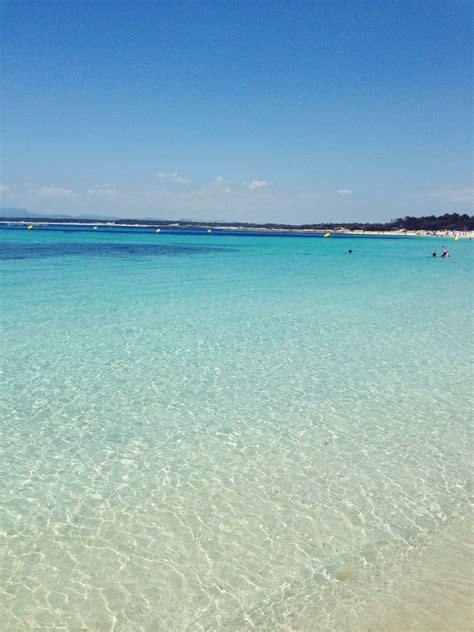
[1,220,473,239]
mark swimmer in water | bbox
[348,249,352,254]
[432,252,437,257]
[441,249,450,258]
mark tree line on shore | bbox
[1,212,472,231]
[257,213,473,232]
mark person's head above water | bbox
[348,249,352,253]
[432,252,437,257]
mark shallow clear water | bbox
[1,226,472,630]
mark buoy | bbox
[27,225,33,230]
[208,229,212,233]
[93,226,98,230]
[156,228,161,233]
[453,236,459,241]
[323,232,331,238]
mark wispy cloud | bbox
[38,185,73,197]
[337,188,352,196]
[247,180,269,190]
[212,175,231,193]
[156,171,190,184]
[0,183,10,194]
[87,183,118,197]
[429,187,473,203]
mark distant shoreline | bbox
[1,219,473,239]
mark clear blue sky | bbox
[1,0,472,223]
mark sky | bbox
[1,0,472,223]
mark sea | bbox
[1,225,472,631]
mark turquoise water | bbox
[1,226,472,630]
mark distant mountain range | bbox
[0,208,203,223]
[0,208,121,220]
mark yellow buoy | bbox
[208,229,212,233]
[453,236,459,241]
[27,225,33,230]
[156,228,161,233]
[323,232,331,238]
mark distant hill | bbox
[0,207,38,218]
[0,208,120,220]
